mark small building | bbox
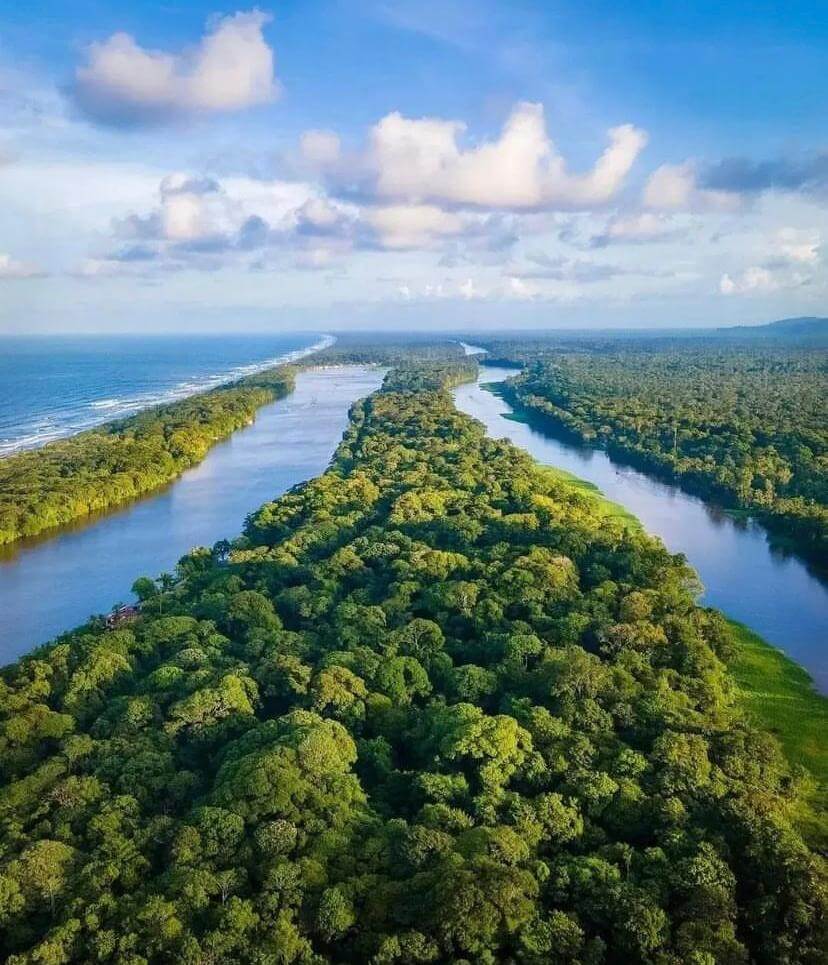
[105,604,141,629]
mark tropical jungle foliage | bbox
[0,362,824,963]
[496,348,827,566]
[0,366,296,546]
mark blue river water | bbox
[454,365,828,693]
[0,365,383,661]
[0,333,332,454]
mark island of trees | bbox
[0,366,296,547]
[482,342,827,569]
[0,361,823,963]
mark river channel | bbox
[454,365,828,693]
[0,366,383,662]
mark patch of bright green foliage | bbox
[0,365,296,546]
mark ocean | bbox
[0,332,333,455]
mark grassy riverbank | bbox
[727,620,828,847]
[0,365,296,546]
[538,435,828,848]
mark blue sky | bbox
[0,0,825,331]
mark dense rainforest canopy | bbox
[0,366,296,546]
[0,362,824,963]
[486,345,827,568]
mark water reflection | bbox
[455,367,828,693]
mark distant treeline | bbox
[314,333,468,367]
[489,346,827,568]
[0,366,296,546]
[382,358,478,393]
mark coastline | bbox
[0,333,336,457]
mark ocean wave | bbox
[0,335,336,457]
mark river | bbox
[0,366,383,663]
[454,365,828,693]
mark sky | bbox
[0,0,826,333]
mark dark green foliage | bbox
[0,373,824,963]
[381,359,478,393]
[0,367,295,545]
[497,348,827,566]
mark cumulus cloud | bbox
[319,102,647,211]
[0,253,44,279]
[362,204,467,249]
[73,11,278,125]
[114,171,235,245]
[99,164,512,273]
[720,226,823,296]
[773,227,821,265]
[643,162,739,212]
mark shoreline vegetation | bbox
[482,353,827,575]
[534,454,828,849]
[0,365,298,547]
[0,359,823,961]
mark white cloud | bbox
[644,162,739,212]
[591,211,682,246]
[74,11,278,124]
[506,275,540,300]
[459,277,480,299]
[361,102,647,210]
[0,253,44,279]
[363,203,467,249]
[720,266,777,295]
[775,227,820,264]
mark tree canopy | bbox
[0,361,824,963]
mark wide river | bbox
[454,365,828,694]
[1,362,825,694]
[0,366,383,662]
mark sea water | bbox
[0,333,333,455]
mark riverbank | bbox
[728,620,828,848]
[548,454,827,847]
[0,365,300,545]
[458,370,827,846]
[549,433,828,848]
[0,366,385,662]
[497,379,827,579]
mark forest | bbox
[486,345,827,568]
[0,361,824,963]
[0,366,296,546]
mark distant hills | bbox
[718,316,828,342]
